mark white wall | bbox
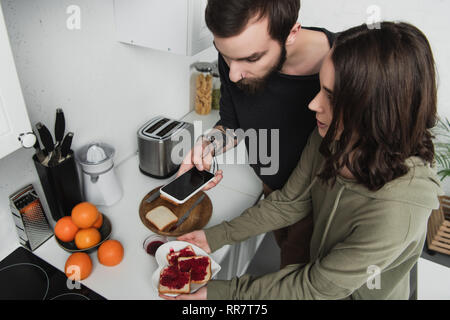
[1,0,449,261]
[299,0,450,121]
[299,0,450,194]
[0,0,217,261]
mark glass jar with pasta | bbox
[192,62,213,115]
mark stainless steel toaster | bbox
[137,116,194,179]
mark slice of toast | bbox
[166,245,196,266]
[159,265,191,295]
[145,206,178,231]
[178,256,212,284]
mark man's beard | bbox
[236,45,287,95]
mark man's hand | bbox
[177,139,223,191]
[159,286,207,300]
[177,230,211,254]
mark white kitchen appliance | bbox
[75,142,123,206]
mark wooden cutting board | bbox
[139,185,213,237]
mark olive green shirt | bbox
[204,129,442,300]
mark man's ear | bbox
[285,23,301,46]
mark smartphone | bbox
[160,167,215,204]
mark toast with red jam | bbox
[178,256,211,284]
[159,265,191,294]
[166,245,196,266]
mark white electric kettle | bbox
[75,142,123,206]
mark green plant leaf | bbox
[433,117,450,183]
[437,169,450,181]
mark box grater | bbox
[137,116,194,179]
[9,184,54,251]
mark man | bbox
[178,0,335,269]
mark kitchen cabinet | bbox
[0,3,33,159]
[114,0,213,56]
[418,258,450,299]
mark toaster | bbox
[137,116,194,179]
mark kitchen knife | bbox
[175,194,205,227]
[145,189,161,204]
[32,130,46,163]
[36,122,54,155]
[54,108,65,147]
[32,131,40,150]
[35,123,47,156]
[60,132,74,160]
[36,123,55,168]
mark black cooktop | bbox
[0,246,105,300]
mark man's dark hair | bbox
[205,0,301,44]
[318,22,437,191]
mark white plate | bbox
[152,241,221,297]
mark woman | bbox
[161,22,443,300]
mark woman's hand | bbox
[177,230,211,254]
[159,286,207,300]
[160,231,211,301]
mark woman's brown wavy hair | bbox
[318,22,437,191]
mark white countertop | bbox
[19,109,450,300]
[32,110,263,300]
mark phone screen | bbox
[161,167,215,201]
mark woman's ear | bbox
[285,23,301,46]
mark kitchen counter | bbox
[12,109,450,299]
[31,109,264,300]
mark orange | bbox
[54,216,79,242]
[98,240,124,267]
[92,212,103,229]
[71,202,99,228]
[65,252,92,280]
[74,228,101,249]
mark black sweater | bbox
[215,27,336,190]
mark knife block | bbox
[33,152,84,222]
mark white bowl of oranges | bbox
[54,202,124,281]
